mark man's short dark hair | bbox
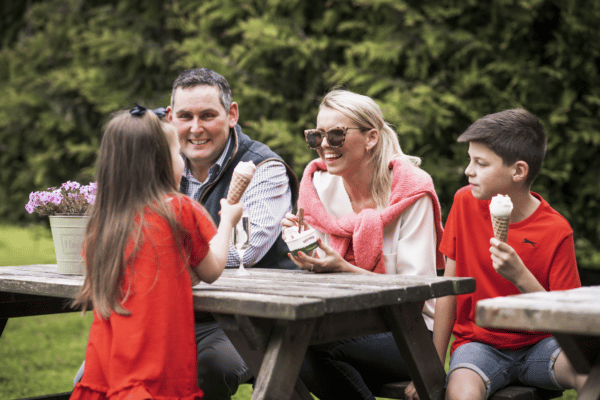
[171,68,232,111]
[458,108,546,186]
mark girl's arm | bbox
[194,199,243,284]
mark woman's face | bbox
[315,107,375,178]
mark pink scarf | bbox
[298,158,444,274]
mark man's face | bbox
[167,85,238,172]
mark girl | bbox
[70,106,242,399]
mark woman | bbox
[283,89,444,400]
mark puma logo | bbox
[523,238,536,247]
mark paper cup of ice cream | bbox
[283,226,319,257]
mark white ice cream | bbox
[489,194,513,217]
[283,226,301,241]
[233,161,256,179]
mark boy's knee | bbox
[446,368,487,400]
[553,351,587,392]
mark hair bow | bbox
[130,103,167,118]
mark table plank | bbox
[476,286,600,335]
[1,265,475,320]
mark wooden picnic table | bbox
[476,286,600,400]
[1,264,475,400]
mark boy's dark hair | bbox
[170,68,232,111]
[458,108,546,186]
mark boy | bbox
[434,109,587,400]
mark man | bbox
[166,68,298,399]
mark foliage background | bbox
[1,0,599,268]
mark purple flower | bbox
[62,181,81,190]
[26,181,97,216]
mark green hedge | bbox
[1,0,599,268]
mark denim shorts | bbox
[448,337,564,399]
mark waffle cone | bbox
[226,173,252,204]
[491,215,509,242]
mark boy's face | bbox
[465,142,516,200]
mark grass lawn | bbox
[0,224,577,400]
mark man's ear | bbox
[228,102,239,128]
[512,160,529,183]
[166,106,173,123]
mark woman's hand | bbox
[281,212,310,231]
[288,238,357,273]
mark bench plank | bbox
[375,382,563,400]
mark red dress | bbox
[70,196,217,400]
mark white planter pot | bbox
[49,215,88,275]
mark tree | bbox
[2,0,599,268]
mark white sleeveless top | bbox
[312,171,437,330]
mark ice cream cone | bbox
[489,194,513,242]
[227,173,252,204]
[491,215,509,242]
[226,161,256,204]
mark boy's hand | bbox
[404,381,420,400]
[489,238,544,293]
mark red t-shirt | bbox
[70,195,216,400]
[440,186,580,354]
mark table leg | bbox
[383,304,446,400]
[216,315,315,400]
[0,318,7,337]
[578,363,600,400]
[251,319,315,400]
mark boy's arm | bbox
[433,258,458,364]
[489,238,545,293]
[405,258,457,400]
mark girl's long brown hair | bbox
[73,110,186,319]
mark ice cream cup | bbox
[284,228,319,257]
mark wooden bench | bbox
[374,381,563,400]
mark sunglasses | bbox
[303,127,365,149]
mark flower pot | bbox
[49,215,88,275]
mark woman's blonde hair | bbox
[320,89,420,208]
[73,110,186,319]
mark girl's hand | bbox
[288,238,348,273]
[219,199,243,228]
